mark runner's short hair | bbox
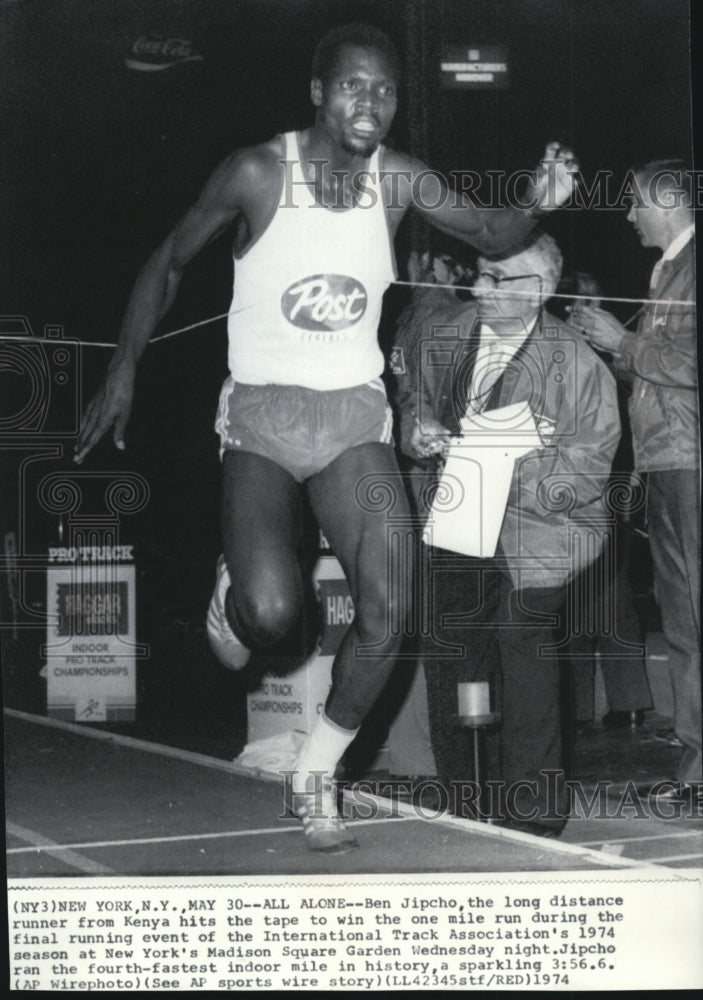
[312,23,401,85]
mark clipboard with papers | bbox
[423,401,543,558]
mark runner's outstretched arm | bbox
[386,142,578,254]
[74,149,270,462]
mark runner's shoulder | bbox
[381,147,424,174]
[379,147,431,205]
[209,136,287,206]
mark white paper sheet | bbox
[424,401,542,558]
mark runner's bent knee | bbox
[226,585,302,648]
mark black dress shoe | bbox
[377,777,447,811]
[602,709,646,729]
[651,727,684,748]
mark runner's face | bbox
[312,45,398,157]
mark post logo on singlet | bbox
[281,274,367,334]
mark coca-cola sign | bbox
[125,35,204,72]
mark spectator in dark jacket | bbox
[571,161,699,806]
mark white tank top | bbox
[226,131,396,390]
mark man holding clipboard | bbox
[396,231,620,836]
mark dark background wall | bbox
[2,0,694,336]
[0,0,696,730]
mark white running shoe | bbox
[285,774,359,855]
[206,555,251,670]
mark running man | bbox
[75,23,578,853]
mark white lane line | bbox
[599,843,625,855]
[4,707,278,780]
[643,852,703,864]
[6,817,406,855]
[7,822,114,874]
[344,791,673,872]
[580,830,703,846]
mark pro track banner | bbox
[46,551,137,722]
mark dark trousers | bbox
[647,469,701,783]
[422,548,568,825]
[568,534,652,720]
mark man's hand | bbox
[567,304,628,354]
[528,142,579,212]
[74,360,136,464]
[408,416,452,461]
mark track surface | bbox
[5,711,703,878]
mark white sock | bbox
[293,713,359,793]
